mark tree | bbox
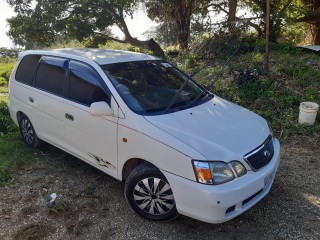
[143,23,178,47]
[208,0,263,36]
[7,13,56,49]
[296,0,320,44]
[227,0,296,42]
[6,0,165,56]
[143,0,211,49]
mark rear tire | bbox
[124,163,179,221]
[19,114,42,148]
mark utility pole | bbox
[265,0,270,74]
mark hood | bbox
[144,96,270,160]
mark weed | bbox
[47,199,71,216]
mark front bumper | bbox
[162,138,281,224]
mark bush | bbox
[0,59,15,87]
[0,100,15,134]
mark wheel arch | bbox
[16,111,24,123]
[121,158,157,183]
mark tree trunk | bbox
[228,0,238,22]
[116,16,165,57]
[306,22,320,44]
[174,0,193,50]
[176,19,190,49]
[126,37,165,58]
[297,0,320,44]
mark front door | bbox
[63,60,118,178]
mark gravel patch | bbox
[0,138,319,240]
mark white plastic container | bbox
[298,102,319,125]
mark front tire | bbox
[124,163,179,221]
[19,114,41,148]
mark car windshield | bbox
[102,60,211,115]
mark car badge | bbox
[264,150,271,158]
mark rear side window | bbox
[15,55,41,85]
[35,56,67,96]
[68,61,110,106]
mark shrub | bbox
[0,61,15,87]
[0,100,15,134]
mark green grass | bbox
[0,92,36,184]
[0,131,36,184]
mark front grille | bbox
[244,135,274,171]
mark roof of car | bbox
[21,48,161,65]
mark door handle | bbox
[29,97,34,103]
[65,113,74,121]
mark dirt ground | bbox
[0,137,319,240]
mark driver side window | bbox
[68,61,110,106]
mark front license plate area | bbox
[264,170,275,189]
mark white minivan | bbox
[8,49,280,223]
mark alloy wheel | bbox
[21,118,34,144]
[133,177,175,215]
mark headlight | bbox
[230,161,247,177]
[210,162,235,184]
[193,160,247,185]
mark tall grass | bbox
[0,91,33,184]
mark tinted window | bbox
[35,57,67,96]
[102,60,205,114]
[69,61,110,106]
[16,55,41,85]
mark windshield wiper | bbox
[185,46,239,109]
[182,90,211,109]
[164,78,191,113]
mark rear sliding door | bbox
[22,56,68,149]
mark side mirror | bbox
[90,101,114,116]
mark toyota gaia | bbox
[8,49,280,223]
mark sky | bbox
[0,0,157,49]
[0,0,15,48]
